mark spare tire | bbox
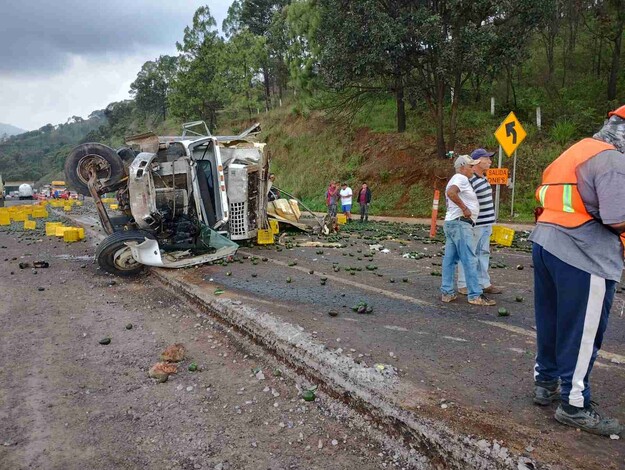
[64,143,125,196]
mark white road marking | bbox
[442,336,468,342]
[481,320,625,365]
[384,325,409,332]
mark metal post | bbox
[494,145,503,220]
[510,150,518,217]
[536,107,542,130]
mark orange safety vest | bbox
[535,137,625,247]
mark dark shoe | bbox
[534,381,560,406]
[441,294,457,303]
[555,403,622,436]
[468,295,496,306]
[483,285,503,294]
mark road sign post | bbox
[493,112,527,219]
[510,150,517,217]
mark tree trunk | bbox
[262,64,271,112]
[436,81,446,158]
[607,21,624,101]
[395,77,406,133]
[448,73,462,151]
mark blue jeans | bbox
[441,220,482,300]
[457,224,492,289]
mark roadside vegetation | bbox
[0,0,624,221]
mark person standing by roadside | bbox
[339,182,353,222]
[441,155,496,306]
[268,173,280,201]
[326,181,339,217]
[529,106,625,436]
[457,148,503,295]
[357,182,371,222]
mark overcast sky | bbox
[0,1,232,131]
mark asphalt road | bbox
[62,205,625,469]
[185,221,625,469]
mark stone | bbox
[149,362,178,382]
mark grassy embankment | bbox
[245,98,571,222]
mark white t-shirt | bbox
[444,173,479,222]
[340,187,352,205]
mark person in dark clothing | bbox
[357,183,372,222]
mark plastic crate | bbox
[492,225,515,247]
[45,222,61,236]
[23,220,37,230]
[337,214,347,225]
[0,212,10,226]
[109,204,119,210]
[269,219,279,235]
[257,229,274,245]
[64,228,80,242]
[55,226,69,237]
[77,227,86,240]
[32,209,48,218]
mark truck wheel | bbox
[64,143,125,196]
[96,230,155,277]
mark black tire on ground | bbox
[95,230,156,277]
[64,143,125,196]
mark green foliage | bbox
[130,55,178,121]
[549,119,577,146]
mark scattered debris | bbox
[33,261,49,268]
[99,337,111,345]
[161,343,185,362]
[149,362,178,382]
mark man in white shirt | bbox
[441,155,496,306]
[339,182,353,222]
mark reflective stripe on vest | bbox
[535,138,615,229]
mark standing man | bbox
[357,182,372,222]
[268,173,280,201]
[326,181,339,217]
[441,155,496,306]
[339,182,353,222]
[457,148,503,295]
[530,106,625,436]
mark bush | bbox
[549,120,577,146]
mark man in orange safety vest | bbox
[530,105,625,436]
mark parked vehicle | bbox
[64,122,271,276]
[18,183,34,200]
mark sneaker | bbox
[483,285,503,294]
[555,403,623,436]
[534,381,560,406]
[468,295,496,306]
[457,287,468,295]
[441,294,457,303]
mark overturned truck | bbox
[65,122,274,276]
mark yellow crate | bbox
[491,225,515,247]
[109,204,119,210]
[55,226,69,237]
[257,229,274,245]
[63,205,72,212]
[337,214,347,225]
[11,212,26,222]
[269,219,279,235]
[64,228,80,242]
[46,222,62,236]
[0,212,10,226]
[23,220,37,230]
[77,227,85,240]
[32,209,48,218]
[75,201,83,206]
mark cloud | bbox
[0,0,231,129]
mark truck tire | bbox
[65,143,125,196]
[95,230,155,277]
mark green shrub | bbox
[550,120,577,146]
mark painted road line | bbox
[239,250,434,307]
[481,320,625,365]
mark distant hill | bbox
[0,122,26,138]
[0,113,106,182]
